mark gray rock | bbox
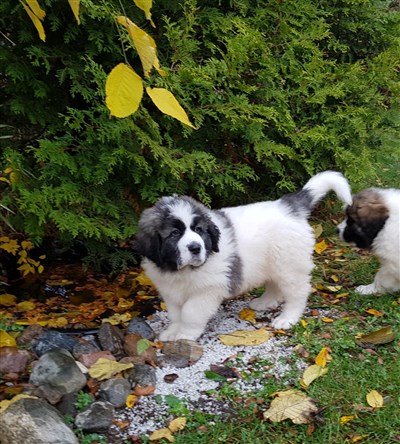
[0,347,34,374]
[161,340,204,368]
[99,378,131,408]
[127,317,156,340]
[0,397,78,444]
[97,323,126,359]
[72,340,100,360]
[75,401,114,432]
[126,364,157,388]
[56,392,78,417]
[29,349,86,395]
[33,331,78,356]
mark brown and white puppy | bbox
[338,188,400,295]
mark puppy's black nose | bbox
[188,242,201,255]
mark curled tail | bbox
[281,171,352,217]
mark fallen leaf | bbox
[364,308,384,317]
[0,394,37,414]
[149,428,175,442]
[0,294,17,306]
[126,394,138,408]
[218,329,273,346]
[88,358,133,380]
[101,312,132,325]
[300,319,308,328]
[134,271,154,287]
[356,326,396,348]
[168,417,187,433]
[239,308,256,322]
[46,316,69,328]
[134,384,155,396]
[263,389,318,424]
[315,347,332,368]
[366,390,384,408]
[321,317,334,323]
[340,415,356,425]
[314,240,327,254]
[350,435,369,442]
[312,223,323,238]
[300,364,328,387]
[16,301,36,311]
[0,330,17,347]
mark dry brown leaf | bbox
[263,389,318,424]
[356,326,396,348]
[218,329,273,346]
[168,417,187,433]
[149,427,175,442]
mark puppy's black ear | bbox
[133,206,164,265]
[207,222,220,253]
[133,231,162,265]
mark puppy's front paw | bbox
[355,284,377,295]
[158,324,181,342]
[271,315,297,330]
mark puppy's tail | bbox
[281,171,352,217]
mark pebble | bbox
[0,347,33,374]
[32,331,78,356]
[161,340,204,368]
[97,323,126,360]
[99,378,132,408]
[74,401,114,432]
[127,317,156,340]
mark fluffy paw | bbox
[355,284,377,295]
[249,297,280,311]
[271,315,298,330]
[159,324,202,342]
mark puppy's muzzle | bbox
[187,241,202,255]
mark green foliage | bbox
[1,0,399,249]
[75,390,94,412]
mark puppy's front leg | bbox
[162,294,223,342]
[158,300,183,342]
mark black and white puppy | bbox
[134,171,352,341]
[337,187,400,295]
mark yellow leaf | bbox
[0,177,11,184]
[46,317,69,328]
[16,301,36,312]
[356,326,396,347]
[20,1,46,42]
[146,87,195,128]
[149,428,175,442]
[366,390,384,408]
[17,263,35,276]
[25,0,45,20]
[126,394,138,408]
[300,319,308,328]
[218,329,273,346]
[88,358,133,380]
[300,364,328,387]
[105,63,143,118]
[325,285,342,292]
[20,240,32,250]
[0,239,20,255]
[330,274,339,283]
[0,294,17,306]
[0,236,10,242]
[314,239,327,254]
[133,0,155,27]
[101,312,132,325]
[0,394,37,414]
[38,265,44,274]
[135,271,154,287]
[116,16,163,76]
[263,389,318,424]
[0,330,17,347]
[239,308,256,322]
[160,301,167,311]
[364,308,384,317]
[68,0,80,25]
[350,435,369,443]
[312,223,323,238]
[315,347,332,368]
[340,415,356,425]
[321,317,334,323]
[168,417,187,433]
[4,168,13,175]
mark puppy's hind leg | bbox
[249,282,283,311]
[270,279,311,330]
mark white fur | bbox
[141,171,352,341]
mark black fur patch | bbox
[281,188,312,217]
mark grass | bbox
[140,152,400,444]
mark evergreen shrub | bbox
[1,0,399,257]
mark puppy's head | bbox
[337,189,389,249]
[133,196,220,271]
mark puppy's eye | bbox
[170,229,181,237]
[195,226,204,234]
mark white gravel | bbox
[111,296,306,440]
